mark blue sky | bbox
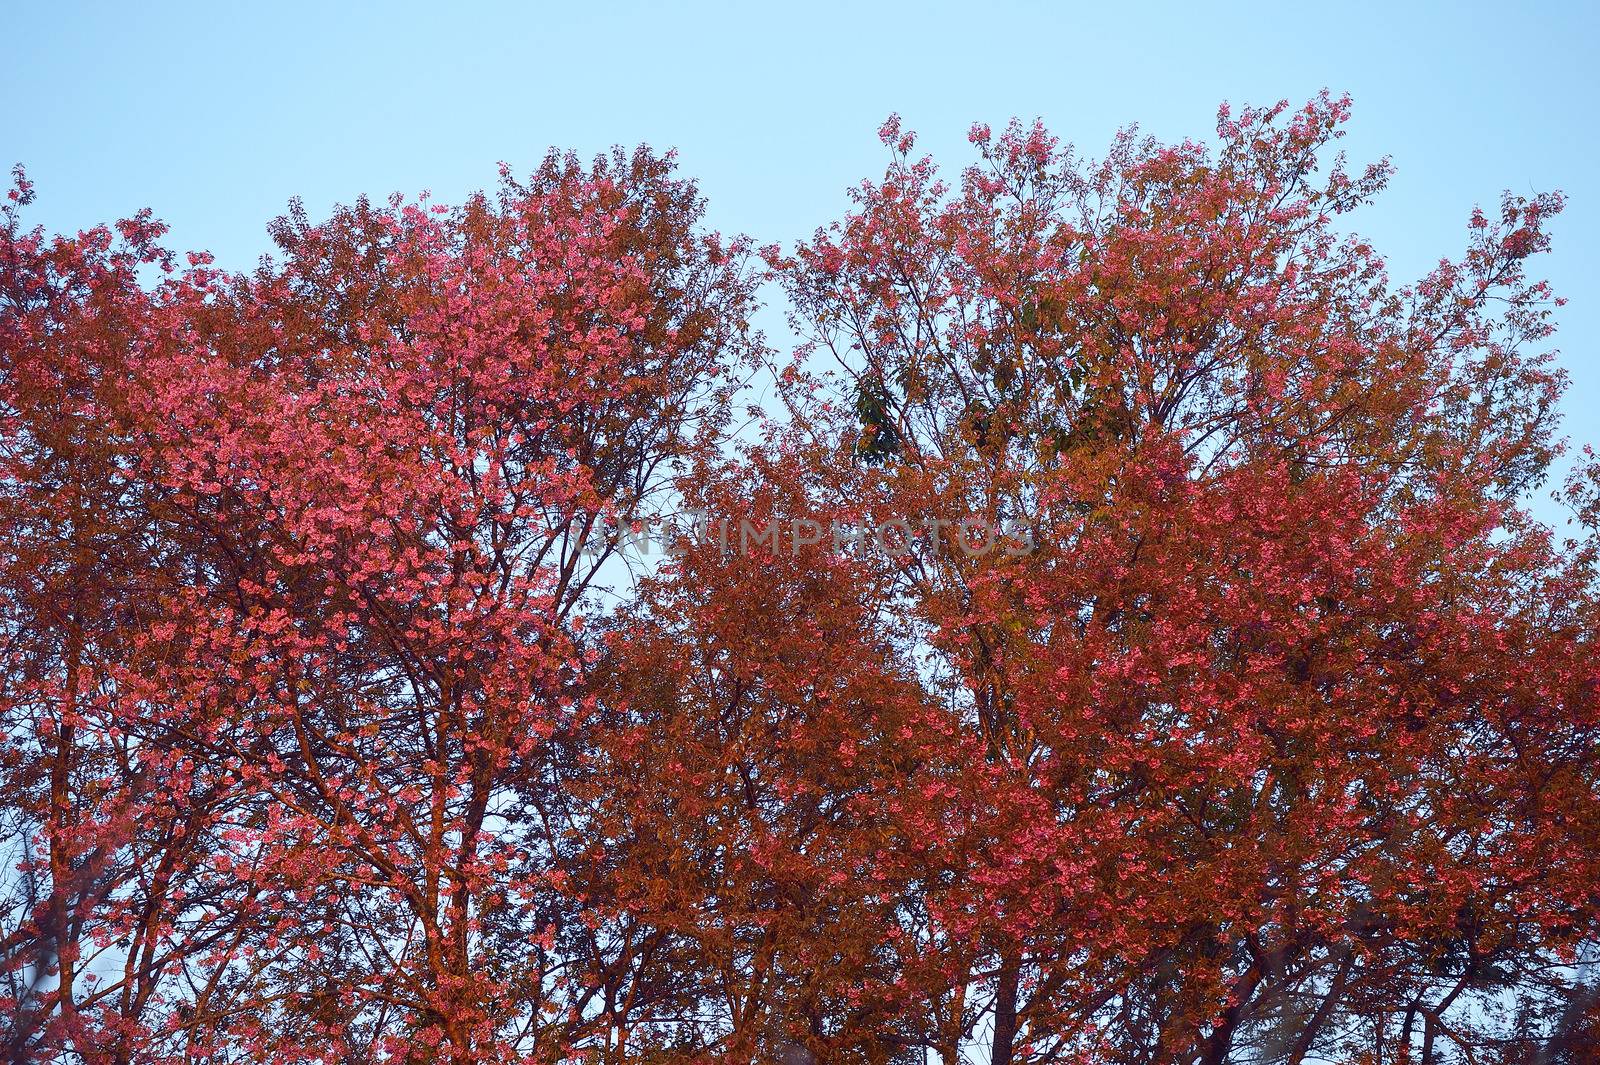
[6,0,1597,518]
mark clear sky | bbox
[6,0,1597,519]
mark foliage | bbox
[2,97,1597,1065]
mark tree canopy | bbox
[2,95,1597,1065]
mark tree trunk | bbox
[991,952,1020,1065]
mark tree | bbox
[2,149,759,1062]
[0,168,259,1063]
[579,440,955,1062]
[767,94,1600,1064]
